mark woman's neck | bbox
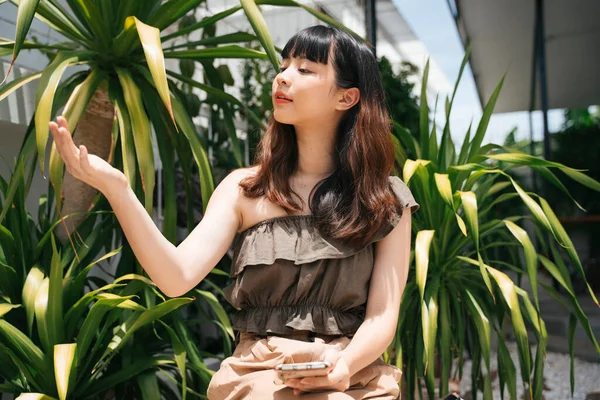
[293,122,337,180]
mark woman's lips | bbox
[274,91,292,104]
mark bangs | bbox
[281,25,333,63]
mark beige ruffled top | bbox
[223,176,419,337]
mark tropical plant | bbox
[0,153,211,399]
[0,0,352,247]
[386,49,600,400]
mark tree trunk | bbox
[56,87,115,244]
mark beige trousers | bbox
[207,331,402,399]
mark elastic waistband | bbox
[236,330,350,345]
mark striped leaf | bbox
[54,343,77,400]
[3,0,41,83]
[34,51,92,175]
[539,197,599,306]
[133,17,175,126]
[504,220,539,309]
[239,0,279,69]
[15,394,56,400]
[116,67,155,214]
[415,230,434,302]
[109,81,137,189]
[0,71,42,102]
[22,266,45,336]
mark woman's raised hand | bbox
[49,116,126,195]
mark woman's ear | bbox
[336,87,360,111]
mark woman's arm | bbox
[50,116,244,298]
[104,169,245,297]
[285,208,413,394]
[340,207,412,376]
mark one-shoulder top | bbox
[222,176,420,337]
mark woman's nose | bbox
[276,70,290,86]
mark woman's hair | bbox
[240,25,401,248]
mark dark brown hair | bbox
[240,25,401,248]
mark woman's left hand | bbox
[285,349,352,395]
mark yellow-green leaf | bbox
[403,159,430,184]
[485,265,531,385]
[133,17,175,127]
[54,343,77,400]
[15,394,56,400]
[3,0,41,83]
[239,0,279,69]
[0,71,42,101]
[415,230,435,301]
[116,67,155,214]
[0,303,20,318]
[504,220,539,309]
[35,51,92,175]
[539,197,599,306]
[22,266,45,335]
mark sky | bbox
[391,0,565,149]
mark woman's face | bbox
[272,56,341,126]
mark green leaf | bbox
[77,356,173,397]
[163,45,268,60]
[421,295,438,398]
[134,17,175,127]
[240,0,280,69]
[195,289,235,340]
[419,59,430,159]
[539,197,598,306]
[485,265,531,387]
[496,335,517,399]
[22,266,45,336]
[0,303,21,318]
[34,51,93,175]
[0,70,42,102]
[76,294,140,361]
[0,320,51,382]
[15,394,57,400]
[137,371,160,400]
[168,32,259,49]
[464,290,493,400]
[97,297,193,367]
[116,67,155,214]
[166,69,264,128]
[170,92,215,212]
[162,5,243,41]
[147,0,205,31]
[108,80,137,189]
[160,323,187,400]
[503,220,539,310]
[3,0,41,83]
[467,73,505,161]
[54,343,77,400]
[568,313,576,398]
[415,230,434,302]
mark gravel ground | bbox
[459,341,600,399]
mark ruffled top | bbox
[222,176,419,337]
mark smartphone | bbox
[275,361,333,380]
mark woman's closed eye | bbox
[278,66,312,74]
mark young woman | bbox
[50,25,419,399]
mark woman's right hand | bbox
[49,116,127,195]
